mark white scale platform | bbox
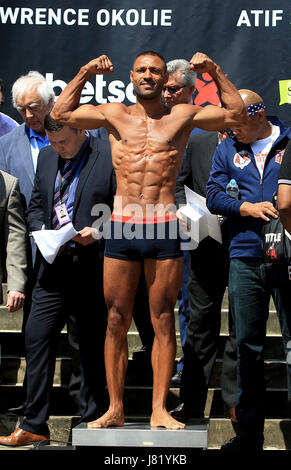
[72,420,208,448]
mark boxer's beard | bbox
[133,82,163,100]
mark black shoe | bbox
[170,403,204,422]
[6,403,26,416]
[132,346,151,361]
[171,371,182,386]
[221,436,264,451]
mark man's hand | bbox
[7,291,25,313]
[176,206,190,232]
[84,55,114,76]
[73,227,98,246]
[240,201,279,221]
[176,207,185,221]
[189,52,217,74]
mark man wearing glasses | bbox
[162,60,195,108]
[0,71,54,210]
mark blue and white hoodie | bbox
[206,116,290,259]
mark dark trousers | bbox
[180,236,237,412]
[229,258,291,441]
[19,243,81,410]
[21,249,107,435]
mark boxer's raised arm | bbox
[51,55,114,129]
[189,52,247,130]
[191,104,241,132]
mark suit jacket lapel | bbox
[47,153,59,220]
[73,139,99,213]
[19,125,35,185]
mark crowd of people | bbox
[0,50,290,451]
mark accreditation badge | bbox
[55,204,70,225]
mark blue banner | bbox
[0,0,290,125]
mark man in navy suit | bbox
[0,114,115,446]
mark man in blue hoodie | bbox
[207,89,290,450]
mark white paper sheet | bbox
[31,222,79,264]
[179,185,222,246]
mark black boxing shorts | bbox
[104,213,183,261]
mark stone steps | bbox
[0,329,287,362]
[0,356,289,390]
[1,283,290,450]
[0,304,280,333]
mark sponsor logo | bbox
[46,73,136,103]
[279,80,291,105]
[194,73,220,107]
[266,247,277,259]
[265,233,282,244]
[47,70,223,105]
[233,151,251,169]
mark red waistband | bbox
[110,213,178,224]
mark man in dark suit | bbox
[171,130,238,421]
[0,114,115,446]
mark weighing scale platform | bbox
[72,420,208,448]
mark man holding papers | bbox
[0,114,115,446]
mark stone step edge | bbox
[1,356,287,364]
[0,384,288,393]
[0,330,283,338]
[0,415,289,422]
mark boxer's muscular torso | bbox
[103,102,195,215]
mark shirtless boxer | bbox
[51,51,246,430]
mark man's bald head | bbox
[231,89,271,143]
[239,89,264,106]
[238,88,266,117]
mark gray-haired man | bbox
[0,71,54,209]
[163,59,196,109]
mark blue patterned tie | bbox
[52,159,73,230]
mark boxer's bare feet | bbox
[150,409,186,430]
[88,409,124,429]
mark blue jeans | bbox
[177,249,190,372]
[229,258,291,441]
